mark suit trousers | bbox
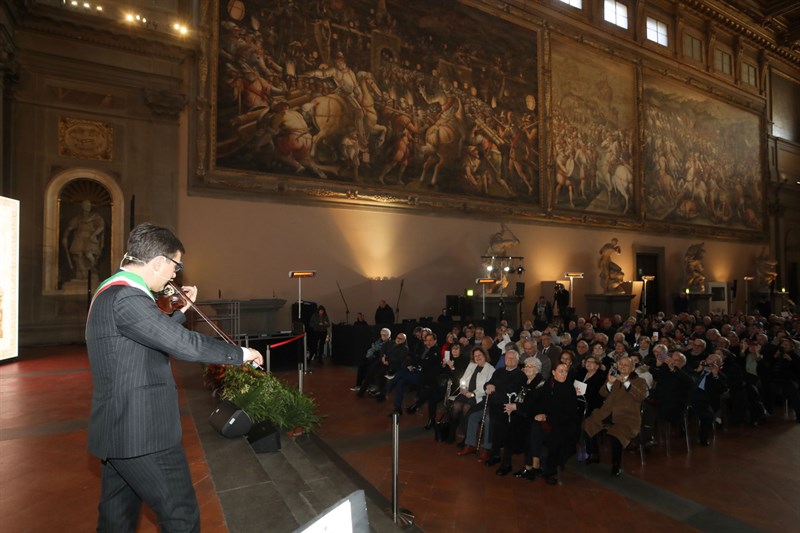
[98,444,200,533]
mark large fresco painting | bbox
[643,78,762,230]
[550,40,636,216]
[213,0,540,203]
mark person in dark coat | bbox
[688,352,728,445]
[374,299,395,325]
[483,350,527,474]
[500,357,547,479]
[575,354,606,459]
[539,363,580,485]
[652,350,693,429]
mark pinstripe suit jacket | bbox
[86,282,242,459]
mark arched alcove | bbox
[43,168,125,295]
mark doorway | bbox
[634,248,663,317]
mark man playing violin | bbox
[86,223,263,532]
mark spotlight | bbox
[486,265,494,272]
[503,265,511,273]
[516,266,525,274]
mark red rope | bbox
[265,333,305,349]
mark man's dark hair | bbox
[123,223,185,265]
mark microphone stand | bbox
[395,279,405,323]
[336,281,350,324]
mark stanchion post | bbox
[289,270,316,376]
[266,345,271,373]
[298,363,303,394]
[387,412,414,527]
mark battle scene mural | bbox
[550,41,636,216]
[214,0,540,203]
[643,78,762,231]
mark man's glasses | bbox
[163,256,183,272]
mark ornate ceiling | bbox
[717,0,800,50]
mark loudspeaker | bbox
[247,420,282,453]
[209,401,253,438]
[515,282,526,297]
[291,301,317,328]
[446,294,460,316]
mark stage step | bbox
[177,361,403,532]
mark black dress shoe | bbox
[496,466,512,476]
[406,404,418,414]
[513,468,530,479]
[423,419,434,430]
[611,465,621,477]
[484,456,501,467]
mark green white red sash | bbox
[90,270,154,312]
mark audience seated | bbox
[349,307,800,487]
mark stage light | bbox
[289,270,317,278]
[516,266,525,274]
[486,265,494,272]
[503,265,511,273]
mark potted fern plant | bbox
[205,365,321,437]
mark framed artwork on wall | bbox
[194,0,542,212]
[642,76,764,233]
[549,39,637,219]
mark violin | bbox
[157,282,237,346]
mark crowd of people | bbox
[351,307,800,485]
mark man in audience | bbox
[358,333,408,400]
[521,339,550,378]
[375,300,395,325]
[688,352,728,446]
[653,350,693,431]
[352,327,392,392]
[387,332,440,417]
[684,338,708,370]
[541,331,562,370]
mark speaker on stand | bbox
[515,282,525,330]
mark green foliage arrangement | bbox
[206,365,321,434]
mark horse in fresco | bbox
[301,71,387,161]
[416,84,466,187]
[596,145,633,213]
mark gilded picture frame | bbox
[192,0,543,214]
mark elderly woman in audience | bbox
[447,346,495,444]
[499,356,547,479]
[584,356,647,476]
[575,354,606,460]
[539,363,580,485]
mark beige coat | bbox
[583,373,647,447]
